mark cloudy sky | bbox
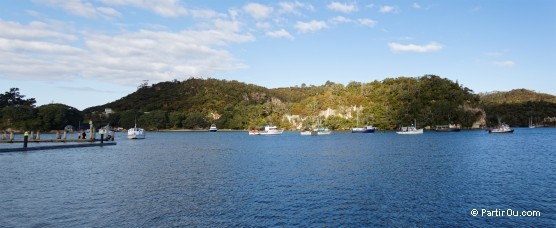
[0,0,555,110]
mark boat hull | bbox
[301,130,332,136]
[488,129,514,133]
[351,128,375,133]
[435,128,461,132]
[127,134,145,139]
[259,130,284,135]
[396,129,424,134]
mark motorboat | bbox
[209,124,217,132]
[489,123,514,133]
[258,125,284,135]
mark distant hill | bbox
[480,89,556,127]
[480,89,556,104]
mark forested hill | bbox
[480,89,556,104]
[480,89,556,127]
[83,75,485,130]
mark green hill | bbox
[480,89,556,127]
[83,75,484,130]
[4,78,556,131]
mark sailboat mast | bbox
[356,106,359,127]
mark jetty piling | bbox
[23,132,29,148]
[36,131,40,140]
[10,131,14,140]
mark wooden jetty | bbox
[0,141,116,153]
[0,129,116,153]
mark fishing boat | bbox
[127,124,145,139]
[396,120,423,135]
[248,129,260,135]
[435,124,461,132]
[209,124,218,132]
[351,106,376,133]
[258,125,284,135]
[489,123,514,133]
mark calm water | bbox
[1,129,555,227]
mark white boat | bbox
[396,120,423,135]
[301,118,332,136]
[489,123,514,133]
[209,124,218,132]
[258,125,284,135]
[99,125,115,140]
[300,127,332,136]
[127,122,145,139]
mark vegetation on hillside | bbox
[480,89,556,127]
[2,78,555,132]
[83,75,483,130]
[0,88,83,131]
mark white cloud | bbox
[256,22,272,29]
[357,18,377,27]
[96,7,123,18]
[0,19,255,84]
[366,4,375,9]
[0,20,77,41]
[330,16,352,25]
[33,0,122,19]
[99,0,188,17]
[243,3,273,20]
[327,2,358,13]
[189,9,226,19]
[266,29,294,40]
[380,5,398,14]
[0,38,83,54]
[295,20,328,33]
[413,3,422,9]
[494,60,515,67]
[388,42,443,53]
[278,1,315,15]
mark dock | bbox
[0,141,116,153]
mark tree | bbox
[0,88,36,108]
[36,104,82,131]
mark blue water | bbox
[1,129,555,226]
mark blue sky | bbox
[0,0,555,110]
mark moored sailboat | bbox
[127,124,145,139]
[351,106,376,133]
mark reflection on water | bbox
[1,129,555,226]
